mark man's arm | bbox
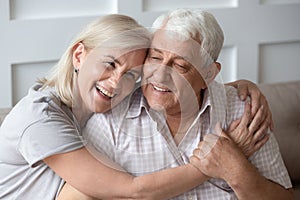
[225,159,294,200]
[190,130,293,200]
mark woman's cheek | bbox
[142,63,155,78]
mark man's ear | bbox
[72,42,87,70]
[203,62,221,84]
[214,62,221,72]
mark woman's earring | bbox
[74,68,79,73]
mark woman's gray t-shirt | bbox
[0,84,85,199]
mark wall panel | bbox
[142,0,238,12]
[259,41,300,83]
[260,0,300,5]
[10,0,117,20]
[11,61,54,105]
[218,46,237,83]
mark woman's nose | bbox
[108,71,122,88]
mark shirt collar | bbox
[125,88,149,119]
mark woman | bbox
[0,14,270,199]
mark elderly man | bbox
[82,9,292,200]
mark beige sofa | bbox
[259,80,300,199]
[0,80,299,198]
[0,108,11,126]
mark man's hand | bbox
[190,124,294,200]
[190,129,249,181]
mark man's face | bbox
[142,30,207,115]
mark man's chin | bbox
[148,102,167,112]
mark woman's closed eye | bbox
[151,56,161,60]
[103,61,116,69]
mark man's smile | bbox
[152,83,171,92]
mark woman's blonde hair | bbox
[40,14,151,107]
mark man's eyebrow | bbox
[152,47,189,61]
[104,55,121,65]
[152,48,163,54]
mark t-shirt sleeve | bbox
[18,114,85,167]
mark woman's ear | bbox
[72,42,87,70]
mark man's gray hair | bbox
[152,9,224,65]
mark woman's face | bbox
[73,43,146,113]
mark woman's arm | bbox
[44,147,208,200]
[57,183,94,200]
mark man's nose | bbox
[153,62,172,81]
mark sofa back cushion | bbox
[0,108,11,126]
[259,81,300,182]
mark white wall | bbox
[1,0,300,108]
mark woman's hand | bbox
[227,102,269,158]
[226,79,274,131]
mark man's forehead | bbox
[151,30,202,64]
